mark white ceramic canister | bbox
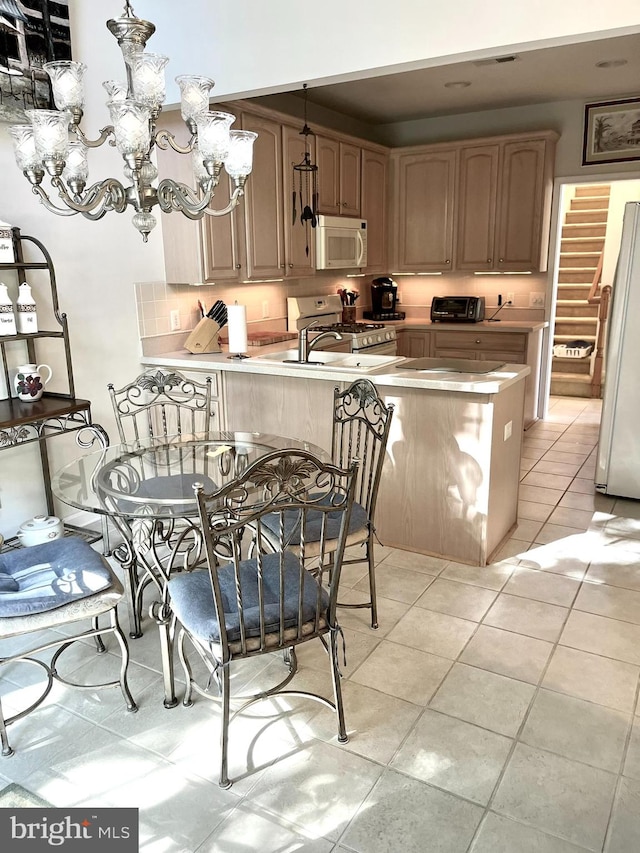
[13,362,53,402]
[16,282,38,334]
[17,515,63,547]
[0,282,17,336]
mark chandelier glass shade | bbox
[9,2,257,242]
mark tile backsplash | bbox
[136,270,549,355]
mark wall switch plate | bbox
[262,301,269,318]
[170,309,180,331]
[506,292,515,305]
[504,420,513,441]
[529,291,545,308]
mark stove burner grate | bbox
[314,322,384,334]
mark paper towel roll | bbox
[227,303,248,354]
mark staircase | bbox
[550,184,610,397]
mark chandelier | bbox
[8,2,257,242]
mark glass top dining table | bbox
[52,430,328,521]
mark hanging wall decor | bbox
[292,83,318,254]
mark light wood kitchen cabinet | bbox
[360,148,388,273]
[317,136,361,216]
[393,148,457,271]
[393,131,557,274]
[431,327,543,427]
[494,138,553,271]
[455,144,500,271]
[397,329,431,358]
[238,112,284,280]
[282,124,316,277]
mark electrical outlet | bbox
[504,420,513,441]
[170,309,180,331]
[529,291,545,308]
[262,300,269,318]
[506,292,515,305]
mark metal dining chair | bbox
[107,369,215,636]
[167,447,358,788]
[0,537,137,756]
[261,379,394,629]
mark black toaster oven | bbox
[430,296,485,322]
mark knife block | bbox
[184,318,222,354]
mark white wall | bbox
[136,1,640,102]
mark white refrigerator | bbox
[595,201,640,500]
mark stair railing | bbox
[587,251,611,398]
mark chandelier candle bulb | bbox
[227,303,248,358]
[16,283,38,334]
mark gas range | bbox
[287,295,397,354]
[314,322,397,352]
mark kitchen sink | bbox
[251,349,406,373]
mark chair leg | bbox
[219,664,232,789]
[92,616,107,654]
[366,535,378,629]
[109,608,138,713]
[0,695,13,757]
[329,629,348,743]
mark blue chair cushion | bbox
[261,496,368,545]
[0,538,113,618]
[114,473,216,514]
[168,551,329,645]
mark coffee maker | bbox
[364,277,406,321]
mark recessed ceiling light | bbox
[595,58,628,68]
[444,80,471,89]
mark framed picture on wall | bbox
[583,98,640,166]
[0,0,72,123]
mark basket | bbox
[553,341,593,359]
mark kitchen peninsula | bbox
[141,348,529,566]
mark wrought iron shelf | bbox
[0,395,91,438]
[0,523,102,554]
[0,228,108,523]
[0,261,49,271]
[0,329,64,344]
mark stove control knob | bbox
[385,332,392,341]
[365,336,372,345]
[376,334,383,343]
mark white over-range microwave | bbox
[315,215,367,270]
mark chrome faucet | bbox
[297,321,343,363]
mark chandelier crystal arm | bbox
[203,185,245,218]
[47,176,128,215]
[31,186,80,216]
[156,178,224,219]
[154,128,195,156]
[72,124,117,149]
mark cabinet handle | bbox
[342,201,347,207]
[499,258,504,263]
[487,258,492,263]
[289,263,293,268]
[235,264,241,269]
[445,259,451,264]
[475,339,481,344]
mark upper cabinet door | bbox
[282,124,316,277]
[339,142,361,216]
[455,144,500,272]
[394,149,457,271]
[201,174,243,282]
[361,149,388,273]
[495,139,549,272]
[316,136,361,216]
[240,113,284,280]
[317,136,340,214]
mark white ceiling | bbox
[301,33,640,125]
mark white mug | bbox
[13,363,53,402]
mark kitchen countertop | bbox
[387,318,548,332]
[142,348,530,396]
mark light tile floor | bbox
[2,396,640,852]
